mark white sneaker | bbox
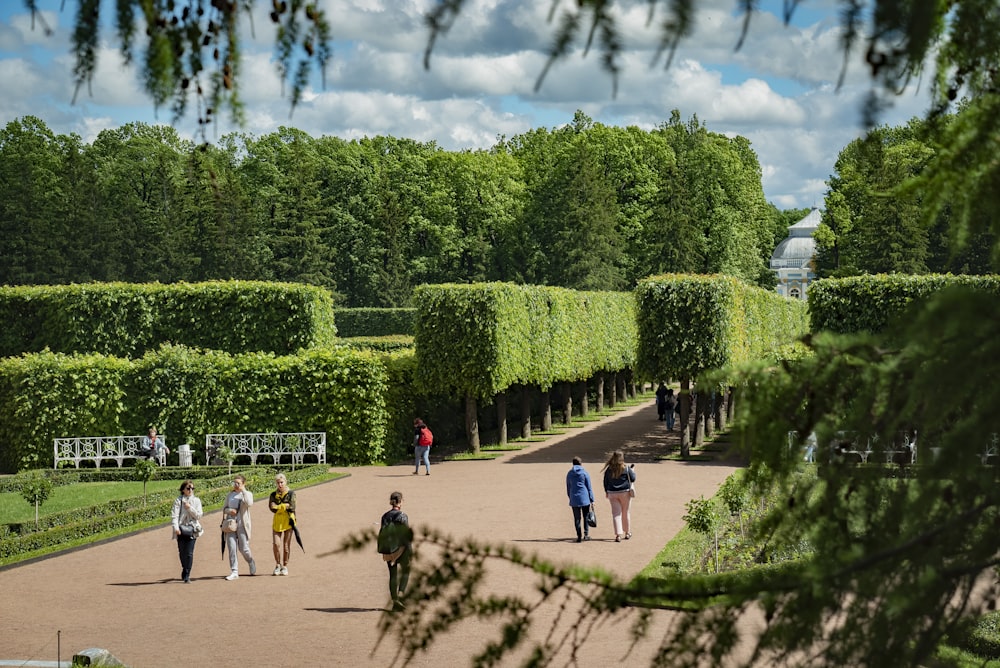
[280,566,288,576]
[273,565,281,576]
[225,572,239,581]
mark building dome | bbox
[771,208,821,300]
[771,208,820,269]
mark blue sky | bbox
[0,0,931,209]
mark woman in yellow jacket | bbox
[268,473,297,576]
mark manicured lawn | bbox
[0,480,185,524]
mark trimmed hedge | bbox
[0,281,337,357]
[635,274,809,380]
[335,308,415,337]
[0,346,388,473]
[808,274,1000,334]
[336,335,414,352]
[414,283,636,399]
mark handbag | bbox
[221,517,238,533]
[179,522,203,538]
[628,469,636,498]
[585,505,598,528]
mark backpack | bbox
[377,509,412,555]
[418,426,433,447]
[664,395,676,411]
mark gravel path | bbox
[0,400,745,667]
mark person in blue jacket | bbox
[566,457,595,543]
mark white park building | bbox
[770,208,821,300]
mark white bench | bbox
[53,435,166,469]
[205,432,326,466]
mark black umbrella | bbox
[289,513,305,552]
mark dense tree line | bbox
[0,112,782,304]
[816,113,999,277]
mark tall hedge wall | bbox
[635,274,809,380]
[0,281,337,358]
[0,345,387,473]
[808,274,1000,334]
[414,283,637,399]
[335,308,415,337]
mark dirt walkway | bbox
[0,400,744,667]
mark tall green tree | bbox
[0,117,74,285]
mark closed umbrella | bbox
[289,512,304,552]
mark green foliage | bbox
[18,471,53,528]
[414,283,636,399]
[683,495,720,572]
[335,336,414,353]
[334,308,416,337]
[949,611,1000,661]
[0,345,388,473]
[22,1,331,126]
[0,115,778,305]
[808,273,1000,334]
[0,281,337,358]
[132,459,157,506]
[635,274,808,382]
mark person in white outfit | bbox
[223,474,256,580]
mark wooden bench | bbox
[205,432,326,466]
[53,435,167,469]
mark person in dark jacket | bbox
[602,450,636,542]
[566,457,595,543]
[378,491,413,612]
[655,383,668,420]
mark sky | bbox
[0,0,934,210]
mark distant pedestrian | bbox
[655,383,668,421]
[602,451,636,542]
[377,491,413,612]
[413,418,433,476]
[566,457,594,542]
[664,389,677,431]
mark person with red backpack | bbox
[413,418,433,475]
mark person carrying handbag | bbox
[170,480,203,583]
[566,457,595,543]
[222,474,256,580]
[602,451,636,542]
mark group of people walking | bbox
[169,472,298,583]
[566,450,637,543]
[168,413,633,613]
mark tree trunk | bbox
[694,389,705,448]
[680,378,691,458]
[727,386,736,424]
[627,369,637,399]
[541,389,552,431]
[715,390,726,431]
[520,386,531,439]
[608,372,617,408]
[596,373,605,412]
[465,394,480,454]
[617,373,627,404]
[578,380,589,417]
[562,382,573,425]
[704,390,715,440]
[497,391,508,446]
